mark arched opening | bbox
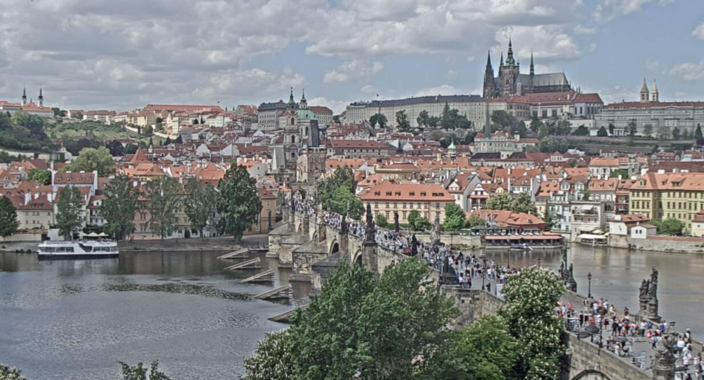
[291,135,296,144]
[354,253,363,266]
[330,242,340,255]
[291,117,295,125]
[572,370,612,380]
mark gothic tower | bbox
[38,88,44,108]
[482,51,496,99]
[498,38,520,98]
[640,79,650,103]
[21,87,27,106]
[530,51,535,77]
[651,80,659,103]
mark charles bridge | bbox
[263,191,689,380]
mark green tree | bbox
[538,124,549,139]
[408,210,429,231]
[100,175,140,241]
[529,115,543,134]
[596,126,608,137]
[572,125,589,136]
[27,168,51,185]
[682,129,690,139]
[416,110,430,129]
[608,123,615,136]
[370,113,387,128]
[643,124,654,138]
[0,363,27,380]
[56,185,84,240]
[653,218,685,236]
[517,121,528,138]
[443,203,466,232]
[395,110,411,131]
[696,124,703,140]
[119,361,170,380]
[628,120,637,137]
[125,143,139,155]
[542,207,555,232]
[428,116,440,129]
[465,213,486,228]
[0,197,20,237]
[144,176,183,240]
[539,137,569,153]
[316,167,356,209]
[420,315,518,380]
[216,165,262,241]
[486,193,512,211]
[491,110,516,131]
[329,186,364,220]
[510,193,537,214]
[243,330,293,380]
[375,213,388,228]
[500,266,565,380]
[582,189,590,201]
[63,147,116,176]
[611,168,629,179]
[261,259,457,379]
[672,127,681,140]
[183,178,218,239]
[658,125,671,140]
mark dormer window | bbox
[420,192,427,197]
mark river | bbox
[0,250,309,380]
[1,245,703,379]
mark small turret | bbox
[287,87,296,110]
[640,79,650,103]
[299,89,307,110]
[38,87,44,108]
[21,87,27,106]
[530,51,535,76]
[651,80,659,103]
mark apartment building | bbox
[359,181,454,224]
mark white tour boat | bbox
[37,239,119,259]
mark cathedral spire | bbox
[530,51,535,76]
[486,50,492,69]
[38,87,44,108]
[500,52,504,66]
[22,87,27,106]
[506,37,515,66]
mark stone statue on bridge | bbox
[394,212,400,233]
[652,324,677,380]
[431,212,441,246]
[639,266,660,322]
[364,204,376,245]
[411,234,418,256]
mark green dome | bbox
[297,109,317,120]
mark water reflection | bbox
[0,250,306,380]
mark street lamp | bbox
[479,254,487,292]
[587,272,593,299]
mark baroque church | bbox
[483,39,572,99]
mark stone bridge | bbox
[266,200,657,380]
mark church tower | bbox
[498,38,521,98]
[38,88,44,108]
[651,80,659,103]
[482,51,496,99]
[530,52,535,77]
[640,79,650,103]
[21,87,27,106]
[299,89,308,110]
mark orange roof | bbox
[359,181,454,202]
[589,157,620,167]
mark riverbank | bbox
[0,235,269,253]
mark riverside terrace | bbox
[269,196,689,379]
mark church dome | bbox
[296,109,317,120]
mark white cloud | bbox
[414,85,462,97]
[597,84,639,104]
[659,0,674,5]
[494,26,581,63]
[693,20,704,40]
[589,43,598,53]
[594,0,651,22]
[323,60,384,84]
[308,97,349,114]
[466,56,476,62]
[447,70,457,79]
[574,25,597,35]
[645,59,662,73]
[671,61,704,81]
[360,85,378,94]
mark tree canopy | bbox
[27,169,51,186]
[144,176,183,240]
[56,185,84,240]
[652,218,685,236]
[485,193,537,215]
[244,258,458,380]
[183,178,218,239]
[100,175,140,240]
[370,113,388,128]
[216,164,262,241]
[119,361,170,380]
[500,267,565,380]
[0,363,27,380]
[0,197,20,237]
[408,210,429,231]
[395,110,411,131]
[443,203,466,232]
[63,146,116,176]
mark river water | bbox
[1,245,703,379]
[0,251,309,380]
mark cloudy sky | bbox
[0,0,702,113]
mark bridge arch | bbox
[353,250,363,266]
[571,369,612,380]
[330,241,340,255]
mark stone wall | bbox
[631,236,704,253]
[608,234,630,249]
[561,332,649,380]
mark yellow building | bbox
[359,180,454,224]
[629,172,704,231]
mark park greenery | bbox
[216,164,263,241]
[442,203,466,232]
[56,185,85,240]
[0,111,55,152]
[0,197,20,237]
[244,259,567,380]
[408,209,430,231]
[466,213,486,228]
[184,178,219,239]
[143,177,183,240]
[486,193,538,215]
[27,169,51,185]
[316,167,364,219]
[119,361,170,380]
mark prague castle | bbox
[483,39,572,99]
